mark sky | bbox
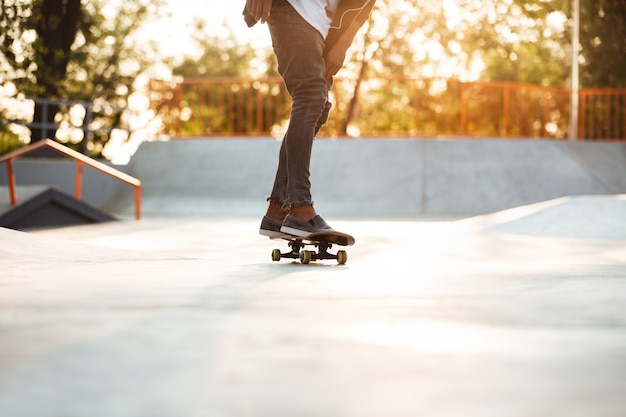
[149,1,271,58]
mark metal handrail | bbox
[0,139,141,220]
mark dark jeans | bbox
[267,0,333,208]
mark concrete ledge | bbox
[109,138,626,218]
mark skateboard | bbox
[270,231,355,265]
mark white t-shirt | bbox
[287,0,340,39]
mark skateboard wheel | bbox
[300,250,312,264]
[272,249,281,262]
[337,250,348,265]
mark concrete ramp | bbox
[462,194,626,239]
[108,138,626,218]
[0,187,116,230]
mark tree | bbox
[67,0,166,155]
[1,0,166,155]
[173,19,261,79]
[34,0,81,144]
[503,0,626,88]
[579,0,626,88]
[350,0,622,89]
[2,0,82,143]
[0,117,22,155]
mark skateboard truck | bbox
[272,238,348,265]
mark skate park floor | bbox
[2,193,626,417]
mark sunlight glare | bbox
[333,319,562,357]
[336,320,487,354]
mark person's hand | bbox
[324,43,348,77]
[246,0,273,24]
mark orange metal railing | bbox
[149,77,626,141]
[0,139,142,220]
[579,89,626,140]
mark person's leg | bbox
[260,134,289,236]
[315,79,334,135]
[267,0,330,215]
[266,98,332,224]
[278,73,335,236]
[266,138,289,221]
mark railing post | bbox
[461,82,468,136]
[256,84,263,135]
[134,186,142,220]
[503,85,511,137]
[175,83,183,138]
[606,93,612,140]
[7,159,17,205]
[75,160,84,199]
[579,91,586,140]
[414,78,420,135]
[541,88,552,138]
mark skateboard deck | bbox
[270,231,355,265]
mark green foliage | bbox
[353,0,625,89]
[497,0,626,88]
[579,0,626,88]
[65,0,166,154]
[0,0,34,84]
[0,125,24,156]
[2,0,82,97]
[0,96,26,155]
[173,19,259,79]
[1,0,166,157]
